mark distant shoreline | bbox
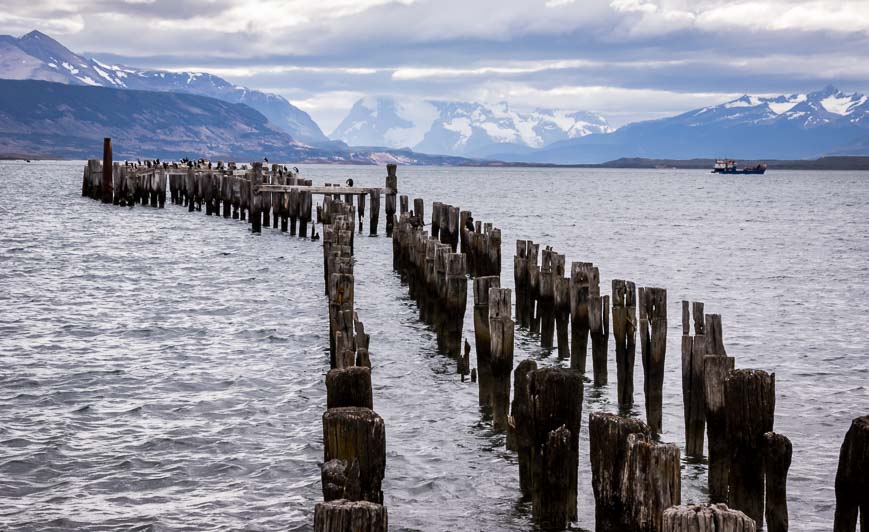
[3,153,869,170]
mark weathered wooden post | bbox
[764,431,792,532]
[250,163,263,234]
[589,412,651,531]
[528,368,583,529]
[300,188,312,238]
[834,415,869,532]
[621,433,681,532]
[473,276,499,409]
[326,367,373,410]
[369,188,380,236]
[640,286,667,434]
[101,138,113,204]
[662,504,756,532]
[705,355,735,502]
[538,248,556,348]
[552,254,570,359]
[570,262,593,373]
[725,369,775,525]
[612,280,637,408]
[385,165,397,237]
[682,300,707,456]
[509,359,538,494]
[322,407,386,504]
[589,269,609,386]
[314,500,387,532]
[489,287,513,432]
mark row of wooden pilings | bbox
[80,138,398,240]
[392,192,869,531]
[314,195,389,532]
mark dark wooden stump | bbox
[640,287,667,434]
[569,262,593,373]
[725,369,775,525]
[323,407,386,504]
[681,300,707,457]
[510,359,538,495]
[589,412,651,531]
[834,415,869,531]
[489,287,514,432]
[705,355,735,503]
[326,367,373,410]
[663,503,756,531]
[764,431,792,532]
[314,499,387,532]
[612,280,637,408]
[621,433,681,532]
[528,368,583,527]
[101,138,113,204]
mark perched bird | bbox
[264,157,269,163]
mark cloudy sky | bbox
[4,0,869,130]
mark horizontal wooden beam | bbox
[257,185,396,196]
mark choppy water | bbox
[1,160,867,531]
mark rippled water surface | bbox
[1,161,868,531]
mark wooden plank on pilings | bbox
[101,138,113,204]
[663,504,756,532]
[640,286,667,434]
[725,368,775,525]
[326,367,373,410]
[314,499,387,532]
[385,164,397,237]
[509,359,538,494]
[489,287,513,432]
[570,261,593,372]
[528,368,583,528]
[612,280,637,409]
[589,412,652,531]
[704,355,735,503]
[589,268,609,386]
[322,407,386,504]
[834,415,869,532]
[764,432,792,532]
[620,433,681,532]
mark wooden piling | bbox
[489,287,514,431]
[640,286,667,433]
[705,355,736,503]
[589,270,609,386]
[612,280,637,408]
[326,367,373,410]
[662,504,756,532]
[322,407,386,504]
[570,262,593,373]
[314,500,387,532]
[369,188,380,236]
[528,368,583,528]
[510,359,538,495]
[621,433,681,532]
[250,163,263,234]
[385,164,397,237]
[763,432,792,532]
[682,300,707,456]
[725,369,775,525]
[589,412,652,531]
[101,138,113,204]
[833,415,869,532]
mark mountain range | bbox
[330,97,612,158]
[1,30,869,164]
[0,30,328,145]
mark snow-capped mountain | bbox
[514,86,869,164]
[330,96,612,157]
[0,30,328,144]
